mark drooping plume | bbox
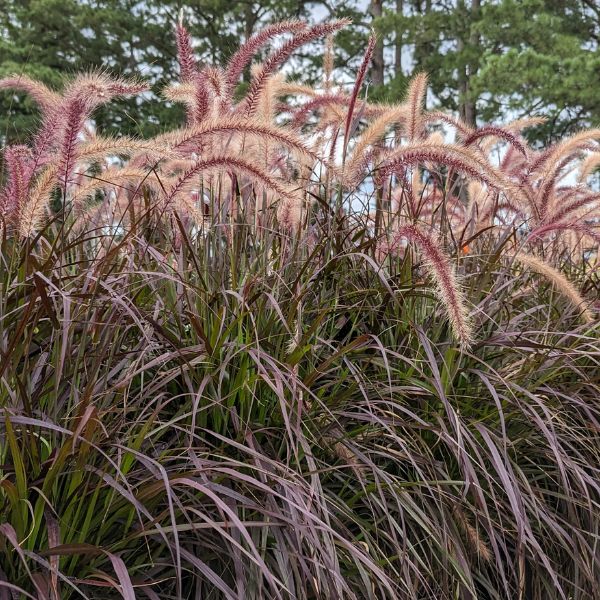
[386,224,473,348]
[0,75,60,115]
[243,20,350,117]
[514,253,594,323]
[224,20,307,103]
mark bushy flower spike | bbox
[344,104,408,186]
[165,155,298,207]
[157,118,321,164]
[175,21,198,83]
[386,223,473,347]
[0,75,60,115]
[342,32,377,160]
[405,72,428,142]
[0,145,34,227]
[379,142,530,211]
[514,253,594,323]
[224,20,307,99]
[243,19,350,117]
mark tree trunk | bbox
[395,0,403,77]
[369,0,385,86]
[458,0,479,126]
[243,4,258,83]
[466,0,480,125]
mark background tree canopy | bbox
[1,0,599,144]
[374,0,600,143]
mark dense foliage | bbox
[0,18,599,600]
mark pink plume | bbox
[343,33,376,160]
[176,22,198,83]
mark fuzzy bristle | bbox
[387,224,473,348]
[514,253,594,323]
[405,72,428,141]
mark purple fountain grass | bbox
[289,93,351,129]
[577,151,600,181]
[191,82,211,124]
[378,142,520,201]
[158,118,321,164]
[277,195,304,231]
[535,155,590,219]
[424,110,472,137]
[323,34,335,90]
[164,155,298,212]
[51,72,147,119]
[462,125,527,156]
[0,75,60,115]
[57,97,88,192]
[478,198,525,225]
[0,145,33,228]
[405,72,428,142]
[69,167,151,212]
[0,19,596,266]
[343,104,408,186]
[224,20,307,101]
[541,187,600,226]
[2,71,147,170]
[242,19,350,118]
[164,80,213,126]
[514,252,594,323]
[528,219,600,245]
[77,137,168,165]
[533,129,600,178]
[342,32,377,162]
[523,133,600,219]
[500,144,530,175]
[1,19,600,600]
[162,81,197,106]
[175,20,198,83]
[168,67,226,125]
[199,66,226,100]
[19,141,161,238]
[17,166,60,237]
[386,223,473,347]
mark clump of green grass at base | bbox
[0,215,598,599]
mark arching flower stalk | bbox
[514,253,594,323]
[385,223,473,348]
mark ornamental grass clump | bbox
[0,18,598,600]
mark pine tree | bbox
[374,0,600,141]
[0,0,366,144]
[0,0,184,143]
